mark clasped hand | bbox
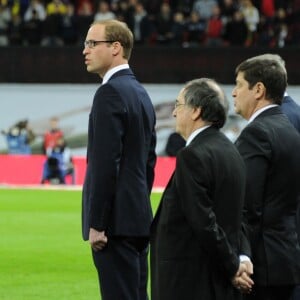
[232,261,254,294]
[89,228,108,251]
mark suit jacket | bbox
[281,95,300,133]
[82,68,156,240]
[151,127,246,300]
[235,106,300,286]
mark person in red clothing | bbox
[42,117,64,154]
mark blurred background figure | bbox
[1,119,35,154]
[165,131,185,157]
[41,136,75,184]
[42,117,64,154]
[0,0,11,46]
[240,0,260,46]
[94,0,115,22]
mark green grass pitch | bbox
[0,189,161,300]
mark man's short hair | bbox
[183,78,228,129]
[235,58,287,105]
[92,20,134,60]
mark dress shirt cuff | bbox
[239,254,250,262]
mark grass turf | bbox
[0,189,161,300]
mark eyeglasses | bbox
[84,40,115,49]
[174,99,186,109]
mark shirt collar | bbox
[248,104,278,123]
[102,64,129,84]
[186,125,211,146]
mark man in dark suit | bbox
[255,53,300,300]
[82,20,156,300]
[150,78,253,300]
[282,92,300,132]
[233,57,300,300]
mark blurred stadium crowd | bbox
[0,0,299,47]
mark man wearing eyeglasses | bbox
[150,78,253,300]
[82,20,156,300]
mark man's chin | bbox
[86,66,93,73]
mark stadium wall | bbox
[0,155,175,189]
[1,46,300,84]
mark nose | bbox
[172,107,177,118]
[83,46,89,55]
[232,87,236,97]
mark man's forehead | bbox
[88,24,105,35]
[236,72,245,81]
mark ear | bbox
[112,41,121,56]
[254,82,265,100]
[191,107,201,121]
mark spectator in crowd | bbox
[233,56,300,300]
[205,3,224,46]
[23,0,46,22]
[114,0,135,30]
[76,0,93,45]
[170,11,186,45]
[60,3,78,45]
[23,7,43,45]
[42,0,67,46]
[81,20,156,299]
[131,1,153,45]
[42,117,64,154]
[273,7,288,47]
[223,10,248,45]
[94,1,115,22]
[1,119,35,154]
[219,0,239,24]
[76,0,93,16]
[240,0,260,46]
[255,13,274,46]
[155,2,173,45]
[193,0,218,20]
[184,11,207,47]
[0,1,11,46]
[260,0,275,18]
[144,0,161,16]
[174,0,195,18]
[289,1,300,46]
[8,12,23,45]
[151,78,253,299]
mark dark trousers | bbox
[245,285,294,300]
[292,286,300,300]
[92,237,149,300]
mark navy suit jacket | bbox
[235,107,300,286]
[281,95,300,133]
[82,68,156,240]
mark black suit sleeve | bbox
[235,124,270,226]
[175,148,239,278]
[147,127,157,194]
[89,84,126,231]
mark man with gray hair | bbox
[150,78,253,300]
